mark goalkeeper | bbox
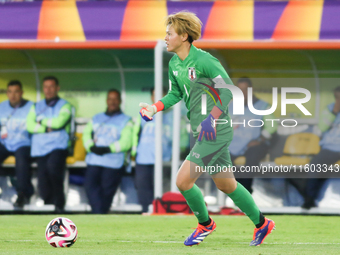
[139,11,275,246]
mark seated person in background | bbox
[229,77,277,193]
[302,86,340,209]
[0,80,34,208]
[132,87,172,213]
[82,89,133,214]
[27,76,72,212]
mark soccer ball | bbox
[45,217,78,248]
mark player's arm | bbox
[160,66,184,110]
[40,103,72,129]
[197,56,233,141]
[26,104,46,134]
[82,120,94,153]
[139,65,183,121]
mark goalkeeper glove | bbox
[139,101,164,122]
[197,106,223,142]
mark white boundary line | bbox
[4,240,340,245]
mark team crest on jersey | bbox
[188,67,196,81]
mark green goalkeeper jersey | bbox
[160,45,233,138]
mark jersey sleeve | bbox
[160,64,183,111]
[200,55,233,113]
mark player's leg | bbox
[176,160,206,221]
[211,150,275,246]
[213,176,275,246]
[213,174,264,226]
[180,138,239,245]
[176,160,216,246]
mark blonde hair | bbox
[165,11,202,43]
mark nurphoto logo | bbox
[200,81,311,128]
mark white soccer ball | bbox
[45,217,78,248]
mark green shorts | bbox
[186,138,233,175]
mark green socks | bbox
[180,184,209,224]
[180,182,264,227]
[227,182,262,226]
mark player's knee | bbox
[176,178,185,191]
[217,186,234,194]
[216,182,237,194]
[176,178,192,191]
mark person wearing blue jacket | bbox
[82,89,133,214]
[0,80,34,208]
[27,76,73,212]
[132,88,173,212]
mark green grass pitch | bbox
[0,214,339,255]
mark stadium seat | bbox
[274,133,320,165]
[3,156,15,165]
[2,134,85,166]
[66,133,86,165]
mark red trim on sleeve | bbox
[153,101,164,112]
[210,106,223,119]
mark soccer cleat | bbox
[250,218,275,246]
[184,218,216,246]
